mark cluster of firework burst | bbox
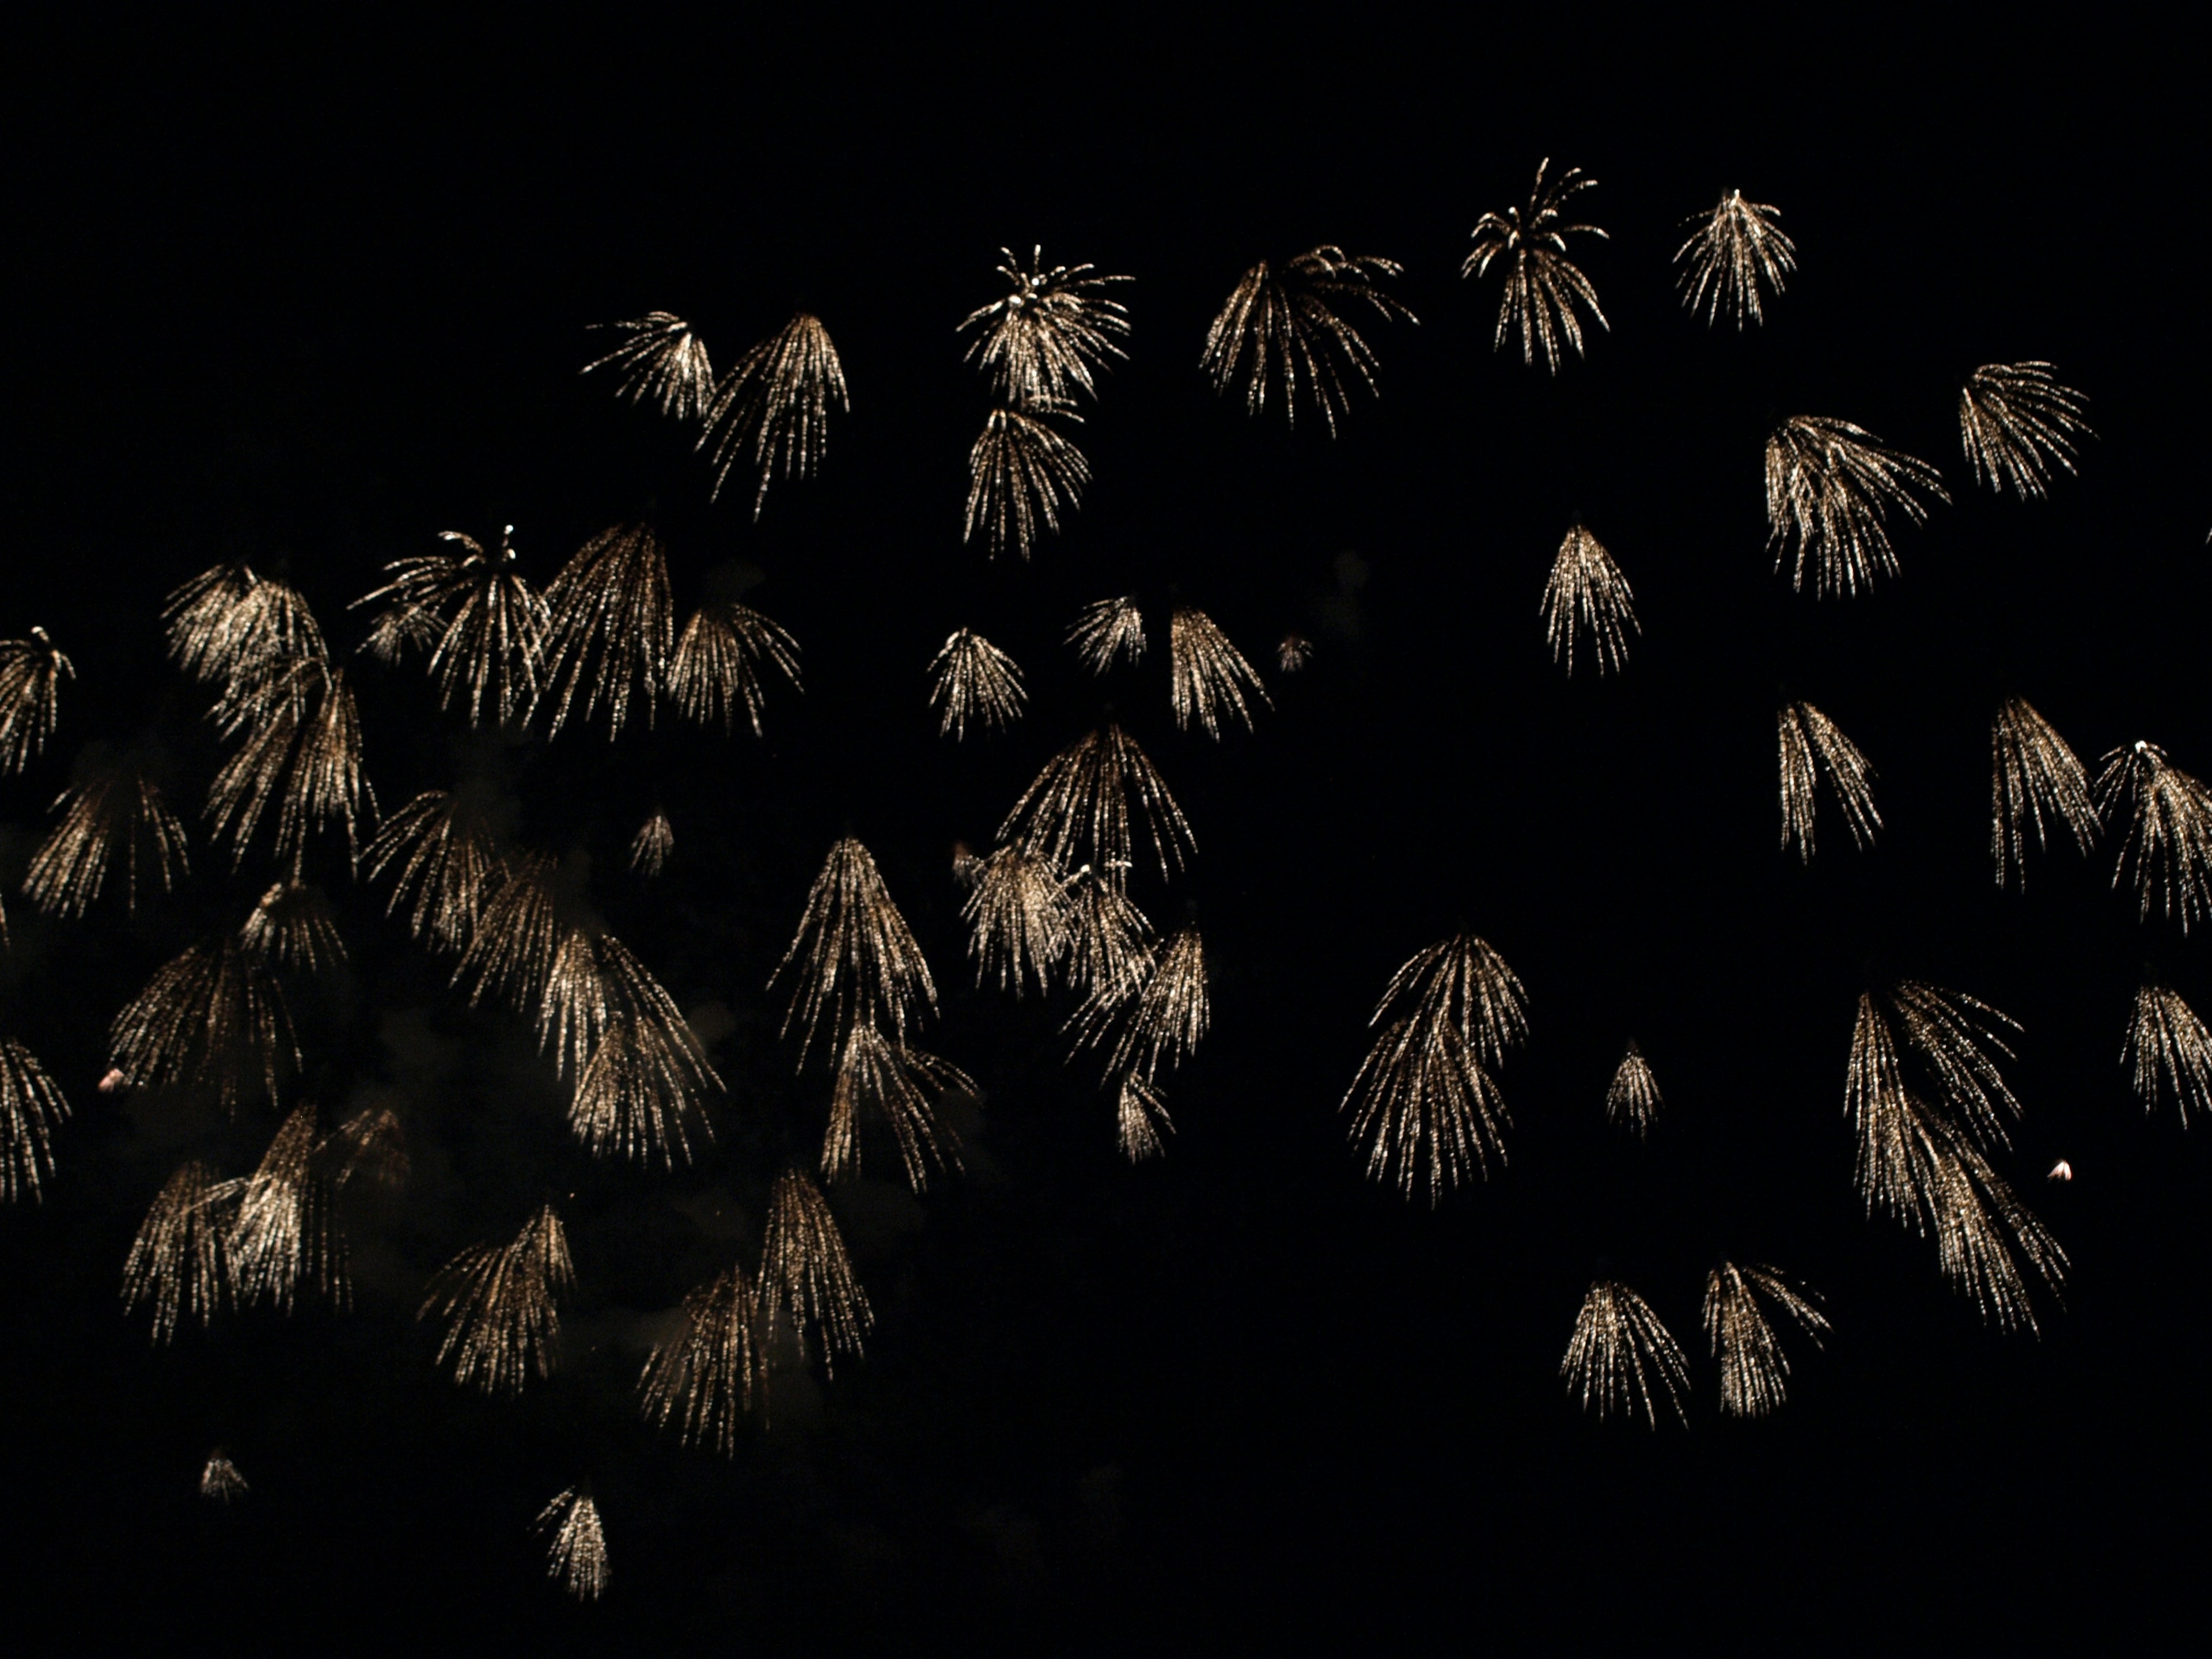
[1,157,2206,1602]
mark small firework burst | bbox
[162,564,325,687]
[1112,1075,1173,1162]
[1200,247,1414,434]
[1539,524,1639,676]
[239,880,346,975]
[669,603,801,737]
[1778,700,1880,861]
[1067,596,1146,673]
[821,1027,971,1192]
[1275,634,1313,674]
[1766,416,1949,597]
[204,656,368,873]
[122,1160,241,1342]
[0,1040,69,1203]
[1604,1040,1662,1138]
[363,790,503,955]
[352,529,549,727]
[1703,1263,1828,1417]
[960,845,1071,999]
[539,524,673,740]
[928,629,1027,738]
[2123,983,2212,1126]
[2093,740,2212,932]
[328,1103,410,1191]
[1342,936,1527,1203]
[1167,608,1269,737]
[450,851,560,1013]
[582,310,715,419]
[998,725,1195,885]
[1561,1281,1689,1428]
[700,313,848,514]
[756,1167,872,1377]
[22,762,190,917]
[228,1101,349,1315]
[199,1452,248,1503]
[629,812,674,877]
[1959,362,2092,499]
[959,246,1133,407]
[570,1011,720,1168]
[964,403,1089,560]
[639,1265,759,1457]
[1060,864,1156,999]
[534,1487,609,1601]
[537,930,712,1089]
[1069,926,1209,1085]
[109,937,298,1111]
[1991,698,2097,888]
[771,839,937,1066]
[419,1204,573,1395]
[1850,982,2023,1166]
[1674,191,1796,327]
[1464,160,1608,373]
[0,626,71,772]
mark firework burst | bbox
[363,789,503,955]
[419,1204,574,1395]
[534,1487,609,1601]
[629,812,673,877]
[757,1168,872,1377]
[539,524,672,740]
[998,725,1195,884]
[1959,362,2092,499]
[229,1101,349,1315]
[22,762,190,917]
[1464,160,1608,373]
[771,839,937,1065]
[959,247,1132,407]
[199,1452,248,1502]
[700,314,848,513]
[163,564,325,687]
[239,880,346,975]
[204,656,368,873]
[0,1040,69,1203]
[1703,1263,1828,1416]
[822,1027,971,1191]
[639,1265,759,1456]
[450,851,560,1013]
[1115,1075,1173,1162]
[1766,416,1949,597]
[1991,698,2097,888]
[1605,1040,1662,1138]
[582,311,715,419]
[928,629,1027,739]
[2123,983,2212,1126]
[109,937,298,1111]
[1067,596,1146,674]
[1072,925,1209,1085]
[1200,247,1414,434]
[353,529,549,727]
[964,403,1089,560]
[0,627,71,772]
[960,844,1071,999]
[2094,740,2212,932]
[1168,609,1269,737]
[1562,1281,1689,1427]
[1675,191,1796,327]
[570,1010,721,1168]
[1778,700,1880,861]
[669,603,801,737]
[1540,524,1639,676]
[122,1160,241,1342]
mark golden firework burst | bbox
[122,1160,241,1342]
[1959,362,2092,499]
[1703,1263,1828,1416]
[1200,247,1414,434]
[1605,1040,1662,1138]
[771,839,937,1066]
[0,626,72,772]
[928,629,1028,739]
[1778,700,1880,861]
[582,311,716,419]
[756,1167,872,1377]
[538,524,673,740]
[1991,698,2097,888]
[0,1040,69,1204]
[1167,608,1269,737]
[1561,1280,1688,1427]
[1766,416,1949,597]
[964,403,1089,560]
[998,725,1195,884]
[419,1204,573,1395]
[1674,191,1796,327]
[2094,740,2212,932]
[1540,524,1639,676]
[2123,982,2212,1126]
[668,602,801,737]
[959,246,1132,407]
[1464,160,1608,373]
[699,314,848,514]
[533,1486,610,1600]
[639,1264,760,1456]
[22,762,190,918]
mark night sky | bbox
[5,17,2206,1648]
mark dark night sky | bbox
[3,14,2206,1649]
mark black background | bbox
[3,12,2206,1649]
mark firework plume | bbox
[1562,1281,1689,1427]
[1703,1263,1828,1416]
[959,246,1132,407]
[1540,524,1639,676]
[822,1027,971,1191]
[757,1167,872,1377]
[669,603,801,737]
[629,812,674,877]
[639,1265,759,1456]
[163,564,324,687]
[998,725,1195,884]
[964,403,1089,560]
[1959,362,2092,499]
[1766,416,1949,597]
[239,880,346,975]
[2123,983,2212,1126]
[0,627,71,772]
[1991,698,2097,888]
[1168,608,1269,737]
[1605,1040,1662,1138]
[582,311,715,419]
[363,789,503,955]
[960,845,1071,999]
[419,1204,574,1396]
[122,1160,241,1342]
[1067,596,1146,674]
[1200,247,1414,434]
[534,1487,609,1601]
[539,524,673,740]
[22,762,189,917]
[1464,160,1608,373]
[199,1452,248,1502]
[700,313,847,513]
[1778,700,1880,861]
[109,937,298,1111]
[928,628,1027,738]
[0,1040,69,1203]
[771,839,938,1065]
[353,529,549,728]
[1675,191,1796,327]
[2094,740,2212,931]
[228,1101,349,1315]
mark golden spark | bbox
[582,311,715,419]
[756,1167,872,1377]
[1562,1281,1689,1427]
[1675,191,1796,328]
[1540,524,1639,676]
[964,403,1089,560]
[771,839,938,1066]
[1778,700,1880,861]
[534,1487,609,1601]
[929,629,1028,739]
[2094,740,2212,932]
[1991,698,2097,888]
[1464,160,1608,373]
[1200,247,1414,434]
[0,626,71,772]
[419,1203,573,1395]
[959,247,1132,407]
[1168,608,1269,737]
[700,314,848,514]
[1766,416,1949,597]
[1960,363,2092,499]
[669,603,801,737]
[0,1040,69,1204]
[1703,1263,1828,1416]
[998,725,1195,885]
[22,762,189,917]
[1605,1040,1662,1138]
[2123,983,2212,1126]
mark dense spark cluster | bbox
[1342,937,1527,1203]
[1464,160,1608,373]
[669,602,801,737]
[1675,191,1796,327]
[1959,362,2092,499]
[2093,740,2212,932]
[1200,247,1414,434]
[823,1026,971,1190]
[0,1040,69,1203]
[1539,524,1639,676]
[629,812,674,877]
[928,628,1027,738]
[964,403,1090,560]
[998,725,1195,883]
[1115,1074,1173,1162]
[960,845,1069,999]
[1604,1040,1662,1138]
[638,1265,759,1457]
[1167,608,1268,737]
[363,789,502,953]
[1778,701,1880,861]
[540,525,673,739]
[1068,596,1146,673]
[772,839,937,1065]
[418,1205,574,1395]
[1562,1280,1689,1427]
[22,763,190,916]
[1765,416,1949,597]
[240,880,346,975]
[1703,1264,1828,1417]
[204,653,368,873]
[534,1487,610,1601]
[700,315,849,514]
[2123,983,2212,1126]
[1991,698,2098,888]
[229,1101,348,1314]
[353,528,549,726]
[164,565,325,687]
[959,247,1133,407]
[122,1160,239,1342]
[757,1168,872,1378]
[0,627,71,772]
[582,312,716,419]
[109,936,298,1111]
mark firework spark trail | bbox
[959,247,1132,408]
[2123,983,2212,1125]
[669,603,800,736]
[629,812,674,877]
[571,1012,719,1167]
[229,1101,349,1315]
[1562,1281,1688,1427]
[450,851,559,1013]
[822,1027,970,1191]
[757,1168,872,1377]
[1605,1041,1662,1137]
[240,880,346,975]
[1766,416,1949,597]
[364,790,503,955]
[122,1160,242,1342]
[163,565,325,687]
[1115,1075,1173,1162]
[928,629,1027,738]
[199,1452,248,1502]
[639,1266,759,1456]
[109,937,298,1111]
[700,314,847,513]
[583,312,715,419]
[353,529,550,728]
[1675,191,1796,327]
[1703,1263,1828,1416]
[1067,597,1146,673]
[419,1205,574,1395]
[22,763,189,917]
[1540,525,1639,676]
[2094,740,2212,932]
[534,1487,609,1600]
[772,839,937,1066]
[961,845,1071,998]
[998,725,1195,885]
[1201,247,1414,433]
[1464,160,1608,373]
[1168,609,1269,737]
[0,1040,69,1203]
[204,656,368,873]
[964,403,1089,560]
[1991,698,2097,888]
[1778,701,1880,860]
[538,525,672,740]
[1959,362,2092,499]
[0,627,71,772]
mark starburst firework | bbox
[700,314,847,513]
[998,725,1195,884]
[668,603,801,737]
[959,247,1132,407]
[1991,698,2097,888]
[1464,160,1608,373]
[2123,983,2212,1126]
[583,310,715,419]
[353,529,549,727]
[756,1168,872,1377]
[1605,1041,1662,1137]
[1778,700,1880,860]
[122,1160,241,1342]
[229,1101,349,1314]
[1540,524,1639,676]
[771,839,937,1065]
[1060,864,1156,999]
[109,937,298,1110]
[639,1265,759,1456]
[1959,362,2092,499]
[239,880,345,974]
[1067,596,1146,673]
[204,654,368,872]
[534,1487,609,1601]
[22,762,189,916]
[1675,191,1796,327]
[328,1103,409,1191]
[928,629,1027,738]
[964,403,1089,560]
[1703,1263,1828,1416]
[1200,247,1414,434]
[539,524,673,739]
[450,851,559,1012]
[822,1027,971,1191]
[363,789,503,954]
[1168,608,1268,737]
[0,627,71,772]
[0,1040,69,1203]
[1276,634,1313,674]
[419,1204,573,1395]
[162,565,325,687]
[2093,740,2212,931]
[571,1010,720,1167]
[960,845,1071,998]
[1342,936,1528,1203]
[1766,416,1949,597]
[1562,1281,1689,1427]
